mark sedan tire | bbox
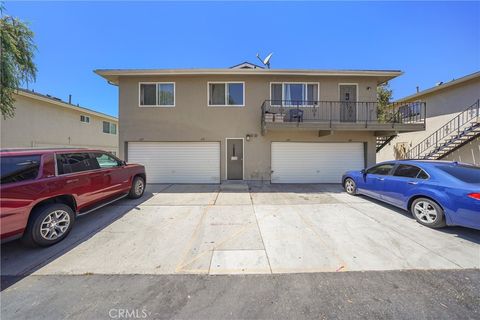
[22,203,75,247]
[411,197,446,228]
[344,178,357,195]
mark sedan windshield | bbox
[437,164,480,184]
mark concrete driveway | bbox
[2,183,479,281]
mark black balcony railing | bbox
[261,100,426,131]
[407,99,480,159]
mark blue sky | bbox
[5,1,480,117]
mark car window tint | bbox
[92,153,120,168]
[393,165,421,178]
[0,155,41,184]
[437,164,480,183]
[366,164,395,175]
[417,170,429,179]
[56,153,99,175]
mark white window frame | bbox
[207,81,245,107]
[138,82,175,107]
[269,82,320,107]
[102,121,117,135]
[80,115,90,124]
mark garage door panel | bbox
[271,142,364,183]
[128,142,220,183]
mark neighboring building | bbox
[378,71,480,165]
[1,89,118,155]
[95,64,425,183]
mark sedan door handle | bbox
[66,178,79,184]
[408,181,419,185]
[376,177,385,181]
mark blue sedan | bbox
[342,160,480,230]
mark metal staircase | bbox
[376,135,396,152]
[407,99,480,160]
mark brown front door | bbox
[340,85,357,122]
[226,139,243,180]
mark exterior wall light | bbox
[246,134,251,141]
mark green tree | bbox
[0,3,37,118]
[377,82,393,122]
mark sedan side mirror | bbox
[360,169,366,174]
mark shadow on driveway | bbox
[0,191,154,291]
[355,194,480,245]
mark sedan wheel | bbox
[411,198,446,228]
[344,178,357,195]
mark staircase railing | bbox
[407,99,480,159]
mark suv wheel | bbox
[22,203,75,247]
[411,198,446,228]
[128,176,145,199]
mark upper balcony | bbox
[261,100,426,135]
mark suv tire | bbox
[128,176,145,199]
[22,203,75,247]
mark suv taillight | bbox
[467,193,480,200]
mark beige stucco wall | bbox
[118,74,378,180]
[377,77,480,163]
[442,136,480,165]
[0,94,118,154]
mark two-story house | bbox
[1,89,118,154]
[377,71,480,164]
[95,63,425,184]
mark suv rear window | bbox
[56,153,100,175]
[1,155,41,184]
[437,164,480,183]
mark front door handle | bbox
[408,181,418,185]
[376,177,385,181]
[66,178,79,184]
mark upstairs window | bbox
[208,82,244,106]
[140,82,175,107]
[103,121,117,134]
[80,115,90,123]
[270,83,319,105]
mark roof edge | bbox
[396,71,480,102]
[16,89,118,121]
[94,68,403,85]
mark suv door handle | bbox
[66,178,79,184]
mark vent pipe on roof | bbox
[68,94,72,104]
[416,86,419,93]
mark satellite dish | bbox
[256,52,273,69]
[263,53,273,67]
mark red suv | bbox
[0,148,146,247]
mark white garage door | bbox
[271,142,364,183]
[128,142,220,183]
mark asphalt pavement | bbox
[2,269,479,320]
